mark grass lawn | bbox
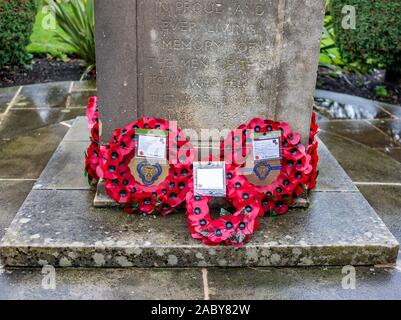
[27,4,74,59]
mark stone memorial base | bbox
[0,117,398,268]
[94,181,310,209]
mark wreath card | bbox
[194,162,226,197]
[135,129,168,160]
[240,131,282,186]
[129,129,169,187]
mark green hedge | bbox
[331,0,401,78]
[0,0,38,69]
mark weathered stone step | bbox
[0,117,398,267]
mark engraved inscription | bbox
[138,0,281,131]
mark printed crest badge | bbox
[130,129,169,187]
[137,160,163,186]
[253,161,281,181]
[240,131,283,186]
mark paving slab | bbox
[358,186,401,247]
[63,116,90,142]
[315,138,358,192]
[369,119,401,146]
[0,118,398,268]
[33,141,90,191]
[67,91,96,109]
[319,131,401,183]
[0,124,68,179]
[0,267,203,300]
[14,82,71,109]
[371,102,401,119]
[319,120,395,149]
[71,81,97,92]
[380,147,401,164]
[0,109,84,139]
[0,86,19,114]
[207,266,401,300]
[0,180,34,239]
[1,265,401,299]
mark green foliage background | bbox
[0,0,38,68]
[27,3,74,60]
[331,0,401,74]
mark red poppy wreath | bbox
[84,96,101,186]
[98,117,195,215]
[186,163,262,247]
[220,115,319,216]
[306,112,319,191]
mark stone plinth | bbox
[95,0,325,143]
[0,117,398,268]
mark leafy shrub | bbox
[27,2,75,60]
[44,0,95,76]
[331,0,401,81]
[0,0,38,69]
[320,0,345,68]
[320,0,365,73]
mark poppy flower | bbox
[289,183,301,197]
[284,132,301,146]
[278,122,292,137]
[207,220,228,244]
[220,216,238,238]
[187,201,209,223]
[189,217,210,234]
[294,154,312,172]
[263,119,280,132]
[90,126,100,144]
[120,130,136,151]
[226,174,247,195]
[259,194,271,217]
[225,216,258,247]
[134,192,157,214]
[155,118,169,131]
[248,118,266,132]
[282,144,306,161]
[158,202,174,216]
[271,200,289,215]
[310,112,319,139]
[290,169,309,185]
[239,214,259,234]
[242,200,262,219]
[106,184,130,204]
[86,96,99,128]
[307,170,319,191]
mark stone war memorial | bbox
[0,0,398,268]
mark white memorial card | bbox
[137,133,167,160]
[194,162,226,197]
[253,131,281,161]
